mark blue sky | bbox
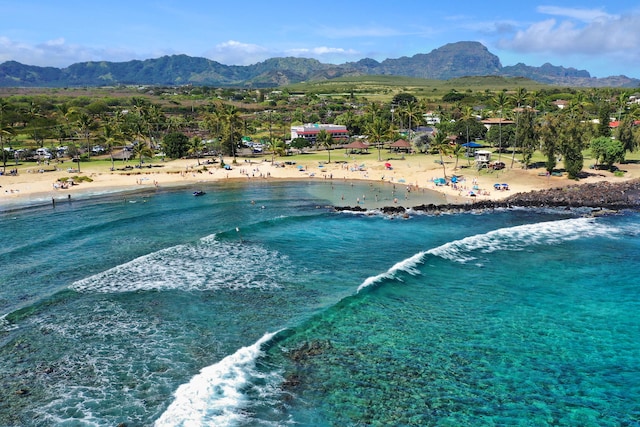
[1,0,639,78]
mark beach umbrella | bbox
[434,177,447,186]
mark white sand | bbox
[1,154,637,208]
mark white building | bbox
[422,111,441,125]
[290,124,349,143]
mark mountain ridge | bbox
[0,41,638,88]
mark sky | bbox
[1,0,639,79]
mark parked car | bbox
[489,161,505,170]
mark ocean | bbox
[1,180,639,426]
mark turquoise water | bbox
[1,180,639,426]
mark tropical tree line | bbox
[1,86,639,178]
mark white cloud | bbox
[537,6,616,22]
[498,12,640,56]
[0,36,147,67]
[204,40,270,65]
[204,40,361,65]
[287,46,360,56]
[494,9,640,77]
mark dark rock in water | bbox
[334,205,366,212]
[287,340,332,362]
[334,180,640,214]
[381,206,405,214]
[503,180,640,210]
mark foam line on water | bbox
[0,314,18,332]
[70,234,294,293]
[357,217,617,292]
[154,330,282,427]
[357,251,426,292]
[427,217,616,263]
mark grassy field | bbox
[284,75,554,102]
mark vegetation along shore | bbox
[1,76,640,211]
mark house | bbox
[290,124,349,144]
[422,111,441,125]
[552,99,569,109]
[481,117,515,131]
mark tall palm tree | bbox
[0,98,12,173]
[492,91,509,162]
[132,142,154,168]
[75,112,96,160]
[316,129,334,163]
[220,104,242,163]
[400,102,421,144]
[24,101,46,148]
[431,129,451,178]
[365,116,391,162]
[511,88,528,168]
[188,136,205,165]
[460,105,476,165]
[98,121,122,170]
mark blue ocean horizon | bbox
[1,180,639,426]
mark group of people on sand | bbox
[52,180,72,190]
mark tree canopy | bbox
[162,131,189,158]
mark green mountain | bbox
[354,41,503,79]
[0,41,638,88]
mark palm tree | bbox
[400,102,421,145]
[24,101,46,149]
[316,129,334,163]
[98,121,122,170]
[75,112,96,160]
[0,98,12,173]
[188,136,205,165]
[365,116,391,162]
[364,102,383,124]
[492,91,509,162]
[511,88,528,168]
[132,142,154,168]
[220,104,242,163]
[431,129,451,178]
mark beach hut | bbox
[343,140,370,154]
[389,139,412,153]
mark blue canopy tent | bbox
[461,142,483,148]
[462,141,484,159]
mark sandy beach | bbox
[1,153,638,209]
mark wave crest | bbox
[70,235,293,293]
[154,331,283,427]
[357,217,617,292]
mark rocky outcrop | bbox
[334,180,640,214]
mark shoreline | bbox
[2,155,639,212]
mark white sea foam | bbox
[155,330,282,427]
[357,217,618,292]
[70,234,293,293]
[357,251,426,292]
[428,217,617,263]
[0,314,18,332]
